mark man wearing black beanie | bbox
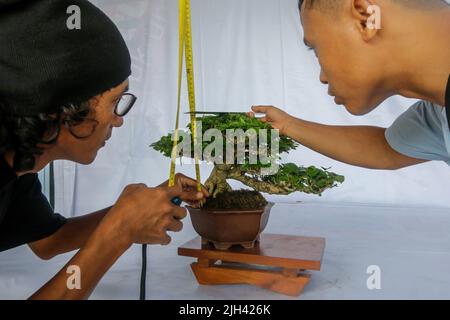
[0,0,208,299]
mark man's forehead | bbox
[110,80,129,96]
[299,2,316,29]
[299,2,306,25]
[300,7,313,44]
[299,4,333,42]
[121,80,130,92]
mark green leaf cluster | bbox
[151,114,298,163]
[150,114,345,196]
[261,163,345,195]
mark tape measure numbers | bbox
[141,0,202,301]
[169,0,202,192]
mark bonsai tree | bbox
[151,114,344,201]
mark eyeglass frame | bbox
[114,92,137,117]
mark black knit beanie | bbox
[0,0,132,116]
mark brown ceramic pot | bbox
[186,202,274,250]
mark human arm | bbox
[250,105,427,170]
[28,207,111,260]
[29,184,187,300]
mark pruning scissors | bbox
[185,111,265,118]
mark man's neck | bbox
[387,6,450,106]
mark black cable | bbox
[140,244,147,300]
[139,197,181,300]
[49,161,55,208]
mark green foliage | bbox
[261,163,345,195]
[151,114,298,162]
[151,134,176,158]
[189,113,268,131]
[150,113,345,196]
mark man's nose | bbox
[112,114,124,128]
[320,69,328,85]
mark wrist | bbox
[94,207,133,252]
[283,115,298,137]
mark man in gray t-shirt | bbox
[386,101,450,166]
[250,1,450,171]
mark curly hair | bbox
[0,101,92,172]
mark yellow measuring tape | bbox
[168,0,201,191]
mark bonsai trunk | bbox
[204,165,233,198]
[205,164,293,198]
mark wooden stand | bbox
[178,233,325,297]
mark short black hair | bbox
[298,0,447,12]
[298,0,342,13]
[299,0,332,11]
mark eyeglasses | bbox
[114,93,137,117]
[65,93,137,139]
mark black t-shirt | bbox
[0,156,66,252]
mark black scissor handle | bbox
[171,197,182,206]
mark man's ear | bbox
[351,0,380,41]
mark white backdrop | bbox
[55,0,450,217]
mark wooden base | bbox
[178,233,325,297]
[201,236,259,250]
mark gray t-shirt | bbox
[385,100,450,166]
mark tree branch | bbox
[227,168,292,195]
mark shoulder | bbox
[406,100,444,118]
[0,156,17,191]
[397,100,445,132]
[385,100,450,164]
[1,172,42,201]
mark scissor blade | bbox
[185,111,247,115]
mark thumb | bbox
[161,234,172,246]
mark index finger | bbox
[176,174,198,189]
[177,176,209,198]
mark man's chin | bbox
[344,106,367,116]
[77,152,98,165]
[342,100,376,116]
